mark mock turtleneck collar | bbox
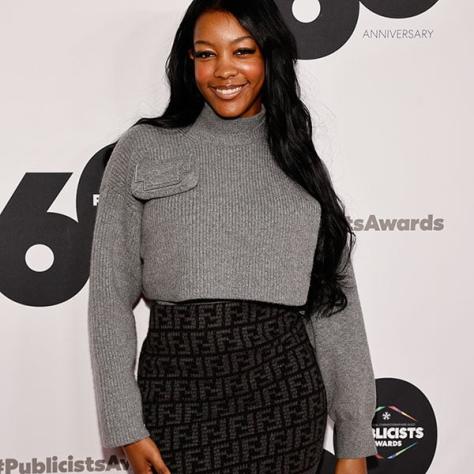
[185,101,267,146]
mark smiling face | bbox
[188,10,265,118]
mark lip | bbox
[210,83,249,100]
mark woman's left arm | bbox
[334,458,368,474]
[306,243,378,460]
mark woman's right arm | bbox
[87,126,170,473]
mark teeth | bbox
[215,86,243,95]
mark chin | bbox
[208,99,254,118]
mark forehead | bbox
[193,10,255,45]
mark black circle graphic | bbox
[274,0,360,59]
[369,378,437,473]
[360,0,441,19]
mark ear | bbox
[187,48,194,61]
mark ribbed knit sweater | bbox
[87,101,377,459]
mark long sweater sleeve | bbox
[87,127,151,448]
[307,246,377,459]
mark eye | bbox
[194,50,214,59]
[193,48,256,59]
[236,48,256,56]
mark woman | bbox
[88,1,377,473]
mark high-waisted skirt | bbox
[137,299,327,474]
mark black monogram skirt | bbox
[137,299,327,474]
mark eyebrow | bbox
[194,35,254,46]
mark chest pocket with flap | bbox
[130,148,199,200]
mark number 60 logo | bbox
[0,147,112,306]
[275,0,441,58]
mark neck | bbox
[185,101,267,146]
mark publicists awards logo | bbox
[370,378,437,473]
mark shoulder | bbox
[102,122,191,193]
[106,123,188,176]
[115,122,189,155]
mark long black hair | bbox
[132,0,357,320]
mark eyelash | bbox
[194,48,256,59]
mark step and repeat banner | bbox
[1,1,471,473]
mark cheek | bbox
[241,60,265,85]
[194,63,213,85]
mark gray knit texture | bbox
[87,101,377,458]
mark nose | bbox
[213,54,238,79]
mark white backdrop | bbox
[1,1,472,473]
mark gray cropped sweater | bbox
[87,102,377,459]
